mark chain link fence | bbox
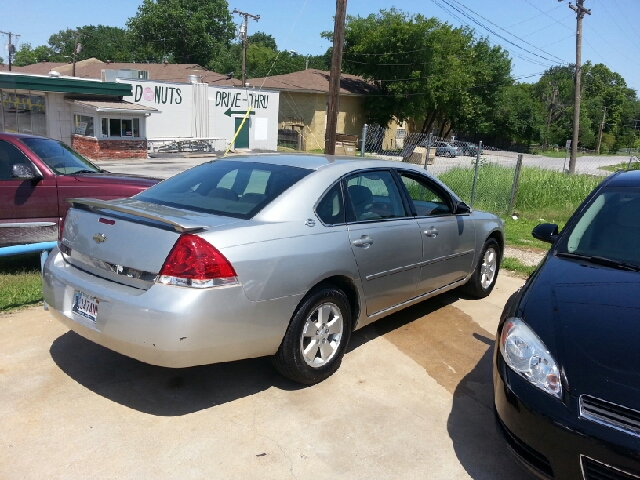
[360,124,639,216]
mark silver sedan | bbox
[43,155,504,384]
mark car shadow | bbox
[348,291,532,479]
[49,331,303,417]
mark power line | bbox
[442,0,569,63]
[509,2,565,28]
[0,30,20,71]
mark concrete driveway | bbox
[0,273,534,479]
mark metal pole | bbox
[470,140,482,208]
[360,123,368,157]
[509,154,524,214]
[423,133,433,170]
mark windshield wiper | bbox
[72,169,100,174]
[556,252,640,272]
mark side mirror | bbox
[455,202,471,214]
[12,163,42,180]
[532,223,559,243]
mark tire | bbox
[273,287,352,385]
[463,238,501,298]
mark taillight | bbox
[58,215,71,255]
[156,234,238,288]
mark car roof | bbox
[0,132,48,140]
[605,169,640,187]
[217,153,429,173]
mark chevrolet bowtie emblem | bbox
[93,233,107,244]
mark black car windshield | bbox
[21,137,101,175]
[135,161,312,219]
[557,187,640,268]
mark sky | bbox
[2,0,639,92]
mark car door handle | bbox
[424,228,438,238]
[352,236,374,248]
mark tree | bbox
[127,0,235,65]
[335,9,511,136]
[12,43,54,66]
[248,31,277,51]
[46,26,134,63]
[491,83,545,144]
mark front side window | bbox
[558,188,640,266]
[20,137,100,175]
[74,114,94,137]
[136,161,312,219]
[345,170,407,222]
[398,172,452,216]
[0,140,33,180]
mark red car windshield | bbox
[20,137,101,175]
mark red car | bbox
[0,133,159,251]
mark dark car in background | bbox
[494,169,640,479]
[452,140,480,157]
[0,133,159,250]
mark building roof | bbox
[0,62,67,75]
[249,69,376,96]
[0,72,132,96]
[67,99,159,114]
[15,58,242,87]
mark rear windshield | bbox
[20,137,100,175]
[135,160,312,219]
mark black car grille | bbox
[580,395,640,438]
[581,456,640,480]
[496,415,554,478]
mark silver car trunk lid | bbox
[60,198,240,289]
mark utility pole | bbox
[72,32,82,77]
[561,0,591,174]
[232,9,260,87]
[0,30,19,71]
[596,106,608,155]
[324,0,347,155]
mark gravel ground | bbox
[504,246,545,267]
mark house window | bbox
[74,114,95,136]
[101,117,141,138]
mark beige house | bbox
[250,69,390,152]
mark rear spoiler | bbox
[68,198,209,234]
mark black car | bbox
[494,169,640,480]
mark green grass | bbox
[439,164,604,246]
[0,253,43,312]
[501,257,537,278]
[599,161,640,172]
[538,150,579,159]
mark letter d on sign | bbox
[134,85,143,102]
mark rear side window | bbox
[136,161,311,219]
[316,182,345,225]
[345,170,408,222]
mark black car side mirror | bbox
[532,223,559,243]
[12,163,42,180]
[455,202,471,214]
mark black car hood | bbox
[518,254,640,407]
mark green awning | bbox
[0,73,131,96]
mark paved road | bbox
[94,151,637,180]
[0,273,533,479]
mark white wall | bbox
[121,79,194,138]
[45,92,73,145]
[208,86,279,151]
[120,78,279,151]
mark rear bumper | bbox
[43,248,302,368]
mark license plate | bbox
[72,291,99,323]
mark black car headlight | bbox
[499,318,562,399]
